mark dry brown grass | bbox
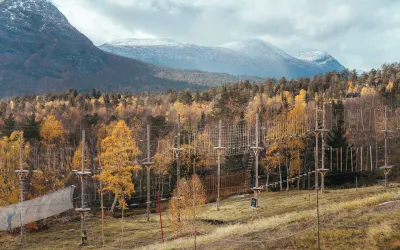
[1,185,399,250]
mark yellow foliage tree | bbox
[287,138,305,178]
[153,135,174,197]
[0,131,30,205]
[361,87,376,96]
[40,115,66,146]
[97,120,142,213]
[154,137,173,176]
[288,92,307,136]
[169,175,206,228]
[264,144,284,172]
[386,81,394,91]
[31,169,65,198]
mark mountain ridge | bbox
[99,38,345,78]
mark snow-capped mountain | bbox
[99,38,345,78]
[1,0,86,42]
[295,51,344,73]
[0,0,227,97]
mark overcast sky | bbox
[52,0,400,71]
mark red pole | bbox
[157,192,164,243]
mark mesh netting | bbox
[0,186,75,231]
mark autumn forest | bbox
[1,63,400,226]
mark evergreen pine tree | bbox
[3,114,15,137]
[23,113,41,141]
[326,100,347,149]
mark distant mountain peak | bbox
[219,38,272,49]
[219,38,292,61]
[296,51,332,62]
[296,51,343,71]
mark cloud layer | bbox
[52,0,400,71]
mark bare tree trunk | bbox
[297,173,300,190]
[375,140,378,169]
[161,175,164,199]
[286,156,289,191]
[266,171,269,192]
[53,150,56,170]
[110,195,118,215]
[279,165,283,191]
[351,147,354,172]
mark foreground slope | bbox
[1,185,399,250]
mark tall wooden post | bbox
[279,160,282,191]
[177,116,181,198]
[318,101,329,193]
[214,120,225,211]
[14,134,35,245]
[74,130,91,247]
[172,115,184,221]
[81,130,85,241]
[314,105,321,250]
[251,114,263,207]
[144,124,155,221]
[314,106,319,191]
[380,107,393,187]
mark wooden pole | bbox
[177,115,181,198]
[375,138,378,169]
[286,143,289,191]
[217,120,222,211]
[255,114,260,191]
[18,134,25,244]
[192,157,197,249]
[279,160,282,191]
[315,106,319,191]
[80,130,87,246]
[320,101,327,193]
[98,145,105,247]
[146,124,151,222]
[157,192,164,244]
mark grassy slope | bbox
[1,185,399,250]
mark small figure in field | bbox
[7,212,15,232]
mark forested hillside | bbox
[1,63,400,206]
